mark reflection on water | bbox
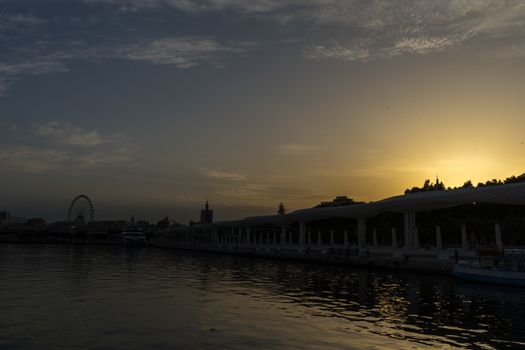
[0,244,524,349]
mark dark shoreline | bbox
[1,234,455,276]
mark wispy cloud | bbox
[0,55,71,95]
[212,182,274,204]
[202,169,247,182]
[6,14,48,26]
[82,1,525,63]
[306,43,371,62]
[36,121,114,147]
[121,37,246,68]
[305,34,469,62]
[302,1,525,62]
[0,36,249,94]
[82,0,525,33]
[0,145,69,173]
[199,167,276,205]
[1,121,138,173]
[0,13,48,32]
[82,0,291,13]
[0,121,18,130]
[2,0,525,94]
[74,146,137,168]
[274,143,323,156]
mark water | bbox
[1,244,524,349]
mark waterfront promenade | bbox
[2,182,525,274]
[149,182,525,272]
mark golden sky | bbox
[1,1,525,221]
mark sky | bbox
[1,0,525,223]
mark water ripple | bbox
[1,244,525,349]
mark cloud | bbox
[81,0,525,33]
[6,14,48,26]
[0,36,249,94]
[2,1,525,94]
[274,143,323,156]
[0,13,48,33]
[213,182,273,204]
[302,1,525,62]
[0,145,69,173]
[199,167,327,206]
[121,37,246,68]
[199,167,276,205]
[202,169,247,182]
[305,34,469,62]
[36,121,115,147]
[306,43,372,62]
[210,180,331,207]
[0,122,18,130]
[74,146,136,168]
[82,0,294,13]
[81,1,525,63]
[1,121,138,173]
[0,56,71,95]
[391,35,461,54]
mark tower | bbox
[200,200,213,224]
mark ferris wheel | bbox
[67,195,95,223]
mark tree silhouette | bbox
[278,202,286,215]
[461,180,473,188]
[404,172,525,194]
[404,178,447,194]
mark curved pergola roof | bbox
[289,181,525,222]
[187,182,525,230]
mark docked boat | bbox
[453,262,525,287]
[121,225,147,246]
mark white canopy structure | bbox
[187,182,525,231]
[289,181,525,222]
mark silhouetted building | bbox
[27,218,46,226]
[86,220,127,234]
[0,211,11,225]
[157,217,170,228]
[316,196,363,208]
[200,200,213,224]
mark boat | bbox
[452,261,525,287]
[121,224,147,246]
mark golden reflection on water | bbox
[0,244,524,349]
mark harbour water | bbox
[1,244,524,349]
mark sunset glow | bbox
[1,1,525,221]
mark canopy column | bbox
[495,222,503,251]
[436,225,443,250]
[299,221,306,247]
[403,211,417,249]
[392,228,397,249]
[461,224,468,250]
[357,218,366,248]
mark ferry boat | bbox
[121,225,147,246]
[453,254,525,287]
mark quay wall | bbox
[0,231,507,275]
[147,240,488,274]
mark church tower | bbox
[200,200,213,224]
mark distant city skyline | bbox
[2,1,525,222]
